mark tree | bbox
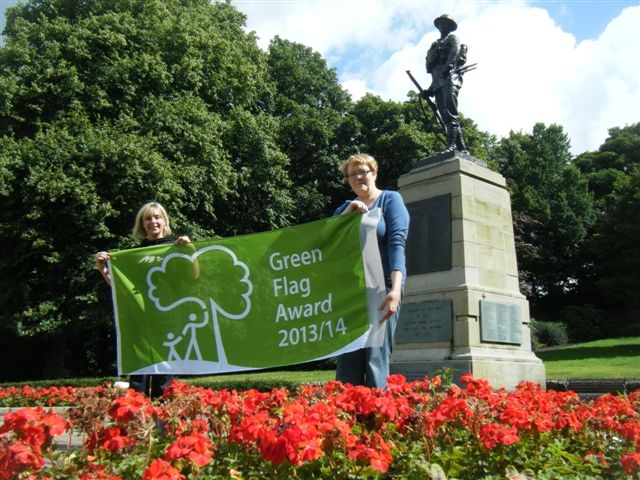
[575,123,640,205]
[342,92,494,190]
[0,114,176,378]
[0,0,270,134]
[345,93,429,189]
[570,123,640,339]
[493,123,596,315]
[266,37,352,222]
[0,0,293,379]
[215,109,295,235]
[592,169,640,308]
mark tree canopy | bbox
[569,123,640,339]
[265,36,352,222]
[494,123,596,306]
[0,0,300,378]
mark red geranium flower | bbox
[100,426,134,452]
[109,391,154,423]
[142,458,185,480]
[621,452,640,475]
[347,432,392,473]
[165,432,214,468]
[0,407,68,448]
[479,422,520,449]
[7,442,44,470]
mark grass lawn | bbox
[5,338,636,389]
[186,337,640,386]
[536,336,640,379]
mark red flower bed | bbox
[1,374,639,479]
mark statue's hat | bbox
[434,14,457,32]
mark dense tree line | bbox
[492,122,639,342]
[569,124,640,339]
[0,0,637,380]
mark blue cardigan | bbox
[334,190,410,287]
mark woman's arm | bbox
[385,191,410,279]
[379,192,409,322]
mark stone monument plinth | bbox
[391,152,545,390]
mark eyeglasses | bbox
[347,170,371,180]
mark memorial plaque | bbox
[396,300,453,344]
[480,300,522,344]
[405,194,451,274]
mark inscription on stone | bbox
[396,300,453,344]
[405,194,451,274]
[480,300,522,345]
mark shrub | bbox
[562,304,605,342]
[530,318,568,348]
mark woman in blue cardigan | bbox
[334,153,410,389]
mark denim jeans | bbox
[129,374,174,399]
[335,306,399,389]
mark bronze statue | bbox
[423,14,471,154]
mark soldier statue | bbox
[424,14,468,154]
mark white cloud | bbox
[340,77,369,101]
[233,0,640,155]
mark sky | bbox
[230,0,640,155]
[2,0,639,155]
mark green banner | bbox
[109,210,386,376]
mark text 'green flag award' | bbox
[109,210,385,375]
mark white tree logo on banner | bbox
[146,245,253,369]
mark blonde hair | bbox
[339,153,378,178]
[132,201,172,240]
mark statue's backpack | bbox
[456,44,468,68]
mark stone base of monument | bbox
[391,151,545,391]
[390,354,545,391]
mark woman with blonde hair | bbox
[95,201,192,398]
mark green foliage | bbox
[0,377,118,390]
[572,124,640,337]
[266,36,352,222]
[560,304,613,342]
[492,123,596,313]
[344,93,428,189]
[530,318,568,349]
[0,0,295,379]
[593,169,640,305]
[1,0,269,129]
[186,377,313,393]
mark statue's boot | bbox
[456,127,469,154]
[441,125,457,154]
